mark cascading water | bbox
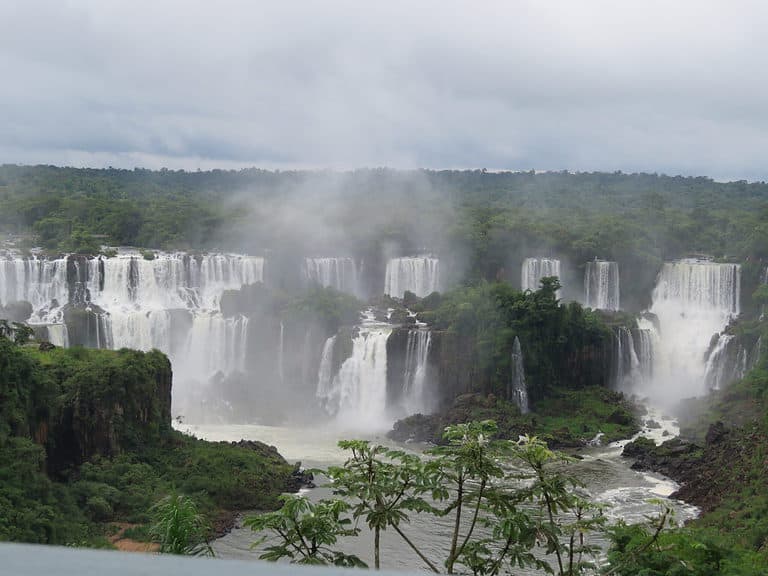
[635,318,657,385]
[384,256,440,298]
[316,310,392,430]
[521,257,561,295]
[645,260,740,403]
[612,327,641,393]
[509,336,529,413]
[0,256,69,324]
[402,329,432,414]
[304,257,359,296]
[316,335,338,403]
[0,250,266,419]
[585,260,620,311]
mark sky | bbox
[1,0,767,181]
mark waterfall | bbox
[645,259,740,403]
[0,250,266,419]
[0,256,69,323]
[509,336,529,414]
[180,313,250,380]
[703,332,760,391]
[315,335,337,403]
[585,260,620,311]
[402,329,432,414]
[318,311,392,430]
[384,256,440,298]
[87,252,264,311]
[612,326,641,392]
[304,257,359,296]
[635,318,657,384]
[46,323,69,347]
[521,257,561,295]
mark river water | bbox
[179,409,698,573]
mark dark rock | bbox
[38,341,56,351]
[645,419,662,429]
[705,421,727,446]
[388,413,441,443]
[285,462,316,492]
[607,408,634,426]
[0,300,33,322]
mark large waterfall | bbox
[509,336,529,413]
[0,256,69,323]
[316,311,392,430]
[384,256,440,298]
[585,260,620,311]
[402,329,432,414]
[304,257,359,296]
[646,260,740,403]
[0,251,265,418]
[521,257,561,294]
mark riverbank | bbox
[389,387,641,447]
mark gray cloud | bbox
[1,0,767,180]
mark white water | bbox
[184,413,698,571]
[0,256,69,324]
[509,336,529,413]
[317,310,392,431]
[316,335,338,402]
[521,257,561,295]
[585,260,620,311]
[402,328,433,414]
[384,256,440,298]
[0,251,265,417]
[304,257,359,297]
[646,260,740,404]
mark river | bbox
[179,408,698,573]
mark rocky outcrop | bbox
[622,421,767,513]
[0,300,32,322]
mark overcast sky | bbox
[1,1,767,180]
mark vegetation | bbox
[2,166,767,312]
[413,278,613,403]
[390,388,639,447]
[149,493,214,556]
[0,333,293,547]
[249,422,626,575]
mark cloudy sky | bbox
[1,1,766,180]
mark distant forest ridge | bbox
[1,164,767,311]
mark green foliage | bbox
[420,281,611,401]
[606,506,768,575]
[286,285,363,334]
[149,493,213,556]
[0,332,292,548]
[250,421,607,575]
[244,495,366,567]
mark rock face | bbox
[0,300,32,322]
[49,348,173,472]
[0,338,173,474]
[622,421,764,513]
[420,329,614,409]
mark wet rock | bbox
[645,419,662,429]
[285,462,316,491]
[389,413,441,443]
[607,408,634,426]
[705,421,727,446]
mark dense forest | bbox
[0,331,295,547]
[2,165,768,572]
[2,165,767,311]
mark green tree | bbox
[244,495,366,567]
[148,493,213,556]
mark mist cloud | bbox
[1,0,767,180]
